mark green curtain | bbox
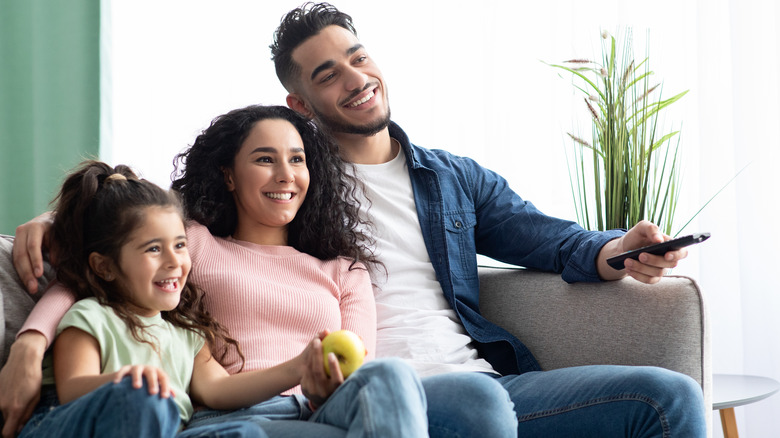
[0,0,101,235]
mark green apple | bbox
[321,329,366,378]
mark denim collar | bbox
[388,121,421,169]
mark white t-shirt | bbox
[350,147,497,377]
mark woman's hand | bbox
[0,332,47,438]
[112,364,174,398]
[299,330,343,409]
[12,212,55,294]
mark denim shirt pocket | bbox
[444,211,478,281]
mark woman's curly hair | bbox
[171,104,377,268]
[51,160,243,366]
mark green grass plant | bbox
[549,30,688,235]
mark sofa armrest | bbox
[0,234,54,365]
[478,266,711,408]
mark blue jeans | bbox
[19,377,264,438]
[421,372,517,437]
[187,358,428,437]
[180,420,265,438]
[493,365,707,437]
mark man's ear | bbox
[287,93,314,119]
[221,166,236,192]
[89,252,115,281]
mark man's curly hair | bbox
[270,2,356,91]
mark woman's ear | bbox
[221,167,235,192]
[89,252,115,281]
[286,94,314,119]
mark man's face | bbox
[289,25,390,136]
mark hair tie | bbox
[105,173,128,183]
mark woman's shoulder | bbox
[185,220,235,260]
[309,254,359,269]
[185,220,211,242]
[333,256,366,271]
[330,257,370,285]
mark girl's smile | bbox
[108,206,191,317]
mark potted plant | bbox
[549,30,688,235]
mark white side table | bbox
[712,374,780,438]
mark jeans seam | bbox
[358,383,375,438]
[517,393,671,438]
[189,410,224,422]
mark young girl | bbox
[18,161,265,437]
[16,106,429,437]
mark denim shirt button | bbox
[454,220,462,228]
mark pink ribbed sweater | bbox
[20,222,377,395]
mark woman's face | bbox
[224,118,310,244]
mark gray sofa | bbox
[479,266,711,408]
[1,234,711,423]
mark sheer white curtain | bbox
[106,1,780,435]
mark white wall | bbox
[106,1,780,436]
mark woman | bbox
[14,105,428,437]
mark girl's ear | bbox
[286,94,314,119]
[89,252,115,281]
[221,167,236,192]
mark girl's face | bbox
[224,118,310,244]
[114,206,191,317]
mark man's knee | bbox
[423,373,516,438]
[625,367,706,436]
[464,373,514,409]
[632,367,704,404]
[424,372,513,410]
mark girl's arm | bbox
[53,327,172,404]
[189,336,341,410]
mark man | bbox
[266,2,706,436]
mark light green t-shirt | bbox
[56,298,206,421]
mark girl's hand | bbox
[113,365,174,398]
[299,330,343,409]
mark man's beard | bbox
[312,105,391,137]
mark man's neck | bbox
[334,128,398,165]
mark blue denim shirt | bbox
[389,122,625,375]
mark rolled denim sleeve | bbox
[466,158,625,282]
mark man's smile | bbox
[346,89,375,108]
